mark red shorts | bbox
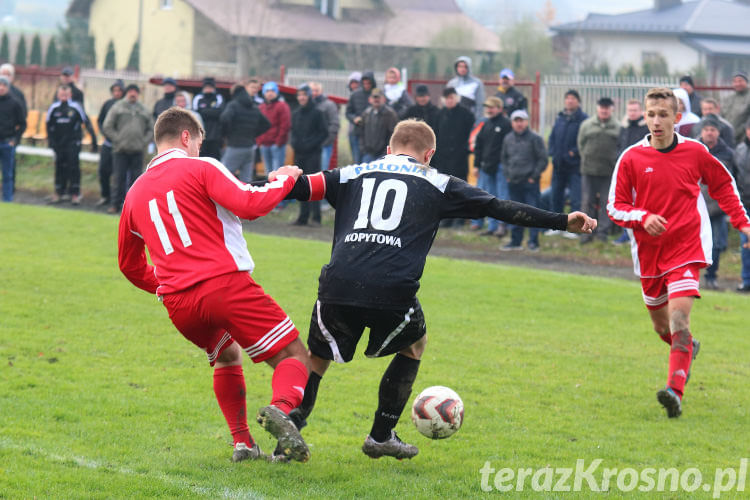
[640,264,702,310]
[161,272,299,365]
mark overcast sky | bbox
[456,0,660,26]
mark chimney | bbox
[654,0,681,9]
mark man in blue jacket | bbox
[547,89,587,234]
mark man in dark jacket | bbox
[734,120,750,292]
[432,87,475,181]
[699,115,737,289]
[0,75,26,202]
[612,99,650,245]
[577,97,620,243]
[495,68,527,117]
[96,79,124,206]
[346,71,375,163]
[692,98,735,148]
[402,85,438,131]
[470,96,511,236]
[53,66,84,106]
[360,88,398,163]
[47,84,91,205]
[679,75,702,118]
[500,110,548,251]
[257,81,291,176]
[219,84,270,182]
[193,77,225,160]
[617,99,649,155]
[548,89,587,218]
[291,84,328,225]
[311,81,340,170]
[153,77,177,120]
[1,63,27,197]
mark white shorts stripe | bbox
[207,332,233,362]
[316,300,345,364]
[244,322,296,359]
[244,317,294,358]
[643,293,669,306]
[370,307,415,358]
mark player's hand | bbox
[271,165,303,181]
[566,211,597,234]
[643,214,667,237]
[742,227,750,248]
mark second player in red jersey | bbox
[608,87,750,418]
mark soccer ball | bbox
[410,386,464,439]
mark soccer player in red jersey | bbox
[608,88,750,418]
[117,107,311,462]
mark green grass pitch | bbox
[1,203,749,499]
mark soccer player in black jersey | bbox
[275,119,596,460]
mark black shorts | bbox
[308,299,426,363]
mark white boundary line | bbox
[0,439,264,499]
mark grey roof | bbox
[552,0,750,38]
[184,0,499,52]
[684,37,750,56]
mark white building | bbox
[552,0,750,82]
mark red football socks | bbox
[271,358,309,414]
[213,365,252,447]
[659,332,672,345]
[667,331,693,398]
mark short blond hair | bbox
[389,119,436,154]
[645,87,678,114]
[154,107,204,144]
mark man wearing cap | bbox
[722,72,750,145]
[470,96,511,236]
[359,87,398,163]
[693,98,735,148]
[102,84,153,213]
[679,76,702,118]
[54,66,84,106]
[403,85,438,130]
[193,77,225,160]
[699,114,737,289]
[153,77,177,120]
[577,96,620,243]
[291,84,328,225]
[446,56,485,122]
[219,83,270,183]
[734,119,750,292]
[0,74,26,202]
[548,89,587,231]
[495,68,527,117]
[96,79,125,206]
[499,109,548,251]
[257,81,291,176]
[310,81,340,170]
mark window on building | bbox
[160,0,174,10]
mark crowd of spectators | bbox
[3,60,750,292]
